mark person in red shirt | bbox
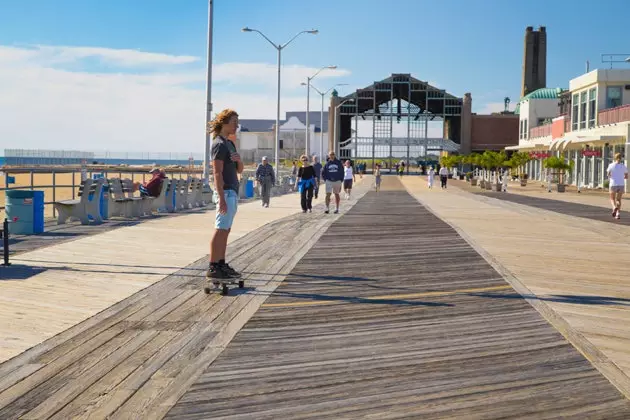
[134,167,166,197]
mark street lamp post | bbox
[333,98,354,156]
[202,0,213,186]
[305,66,337,156]
[301,83,348,160]
[242,27,318,182]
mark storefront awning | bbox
[562,134,625,148]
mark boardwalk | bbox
[167,178,630,419]
[1,176,630,418]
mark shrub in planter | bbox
[543,157,573,193]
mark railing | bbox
[0,166,203,218]
[598,104,630,126]
[529,123,552,139]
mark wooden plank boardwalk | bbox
[0,183,371,419]
[471,187,630,226]
[402,175,630,403]
[166,177,630,419]
[1,176,629,419]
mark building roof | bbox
[238,119,278,132]
[285,111,329,133]
[521,87,565,102]
[515,87,566,114]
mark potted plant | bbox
[519,173,528,187]
[543,156,573,193]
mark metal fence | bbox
[0,166,203,219]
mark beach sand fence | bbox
[0,166,200,220]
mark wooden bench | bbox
[54,178,104,225]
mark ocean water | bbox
[0,157,199,167]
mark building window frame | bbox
[572,93,579,131]
[588,87,597,128]
[523,119,528,139]
[579,91,587,130]
[606,86,623,109]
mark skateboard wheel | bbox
[238,280,244,288]
[203,287,211,294]
[221,284,229,296]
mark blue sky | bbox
[1,0,629,152]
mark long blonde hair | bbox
[208,109,239,139]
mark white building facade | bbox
[508,69,630,190]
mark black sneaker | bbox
[221,262,242,278]
[324,209,329,214]
[206,264,229,281]
[334,209,339,214]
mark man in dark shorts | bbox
[206,109,243,280]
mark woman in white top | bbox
[607,152,628,219]
[427,166,435,188]
[343,160,356,199]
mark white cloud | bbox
[0,45,199,67]
[477,102,506,114]
[0,45,351,154]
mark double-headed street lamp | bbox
[301,83,348,160]
[305,66,337,155]
[242,27,318,181]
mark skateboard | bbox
[204,278,245,296]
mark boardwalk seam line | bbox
[405,184,630,401]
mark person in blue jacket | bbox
[297,154,316,213]
[321,151,344,214]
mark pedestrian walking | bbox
[439,166,449,189]
[428,166,435,188]
[374,163,382,192]
[255,156,275,207]
[501,168,509,192]
[290,161,297,190]
[607,152,628,220]
[206,108,243,281]
[322,151,343,214]
[312,155,323,199]
[297,155,316,213]
[343,159,356,199]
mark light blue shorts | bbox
[214,189,238,230]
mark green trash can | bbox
[5,190,45,235]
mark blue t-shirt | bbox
[322,159,344,182]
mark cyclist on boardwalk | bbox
[322,151,344,214]
[206,109,243,281]
[255,156,275,208]
[607,152,628,220]
[297,154,316,213]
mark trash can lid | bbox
[6,190,43,199]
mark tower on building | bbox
[521,26,547,97]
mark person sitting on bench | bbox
[134,167,166,197]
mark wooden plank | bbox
[165,177,630,419]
